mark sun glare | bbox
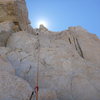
[37,20,48,28]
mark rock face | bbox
[0,0,100,100]
[0,0,29,31]
[0,56,15,74]
[0,21,16,46]
[7,31,38,53]
[0,71,32,100]
[0,0,33,46]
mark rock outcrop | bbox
[0,0,29,31]
[0,71,32,100]
[0,55,15,74]
[0,0,100,100]
[0,0,34,46]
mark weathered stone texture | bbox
[0,71,32,100]
[0,0,29,31]
[0,0,100,100]
[5,26,100,100]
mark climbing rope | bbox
[29,33,40,100]
[36,32,40,100]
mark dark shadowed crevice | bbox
[72,35,84,59]
[76,38,84,58]
[68,38,72,44]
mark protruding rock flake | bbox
[0,0,100,100]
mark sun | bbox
[37,20,48,28]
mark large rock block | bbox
[7,31,38,53]
[0,0,30,31]
[0,21,17,46]
[0,71,32,100]
[7,49,37,88]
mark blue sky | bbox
[26,0,100,38]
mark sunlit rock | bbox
[7,31,38,54]
[0,71,32,100]
[0,55,15,74]
[0,0,100,100]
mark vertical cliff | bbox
[0,0,100,100]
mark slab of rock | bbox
[7,49,37,87]
[39,89,58,100]
[7,31,38,53]
[68,26,100,65]
[0,0,100,99]
[0,56,15,75]
[6,26,100,100]
[72,74,100,100]
[0,47,11,56]
[0,71,32,100]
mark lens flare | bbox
[37,20,48,28]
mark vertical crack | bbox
[76,38,84,58]
[73,36,78,50]
[72,35,84,58]
[69,31,84,59]
[68,38,72,44]
[26,65,32,74]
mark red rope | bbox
[34,85,39,93]
[35,35,40,100]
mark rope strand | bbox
[29,33,40,100]
[36,33,40,100]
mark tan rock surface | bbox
[68,26,100,65]
[7,31,38,53]
[0,71,32,100]
[0,21,14,46]
[0,0,30,31]
[0,0,100,100]
[39,89,58,100]
[0,56,15,74]
[6,26,100,100]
